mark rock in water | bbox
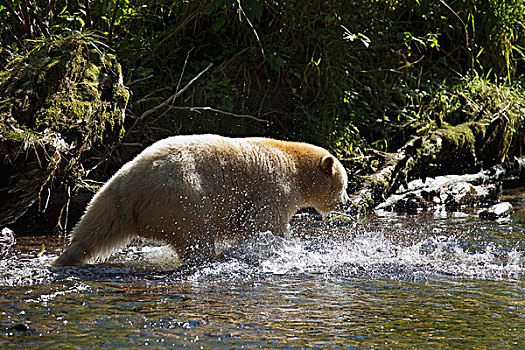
[0,227,15,258]
[479,202,514,220]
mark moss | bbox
[436,123,477,169]
[0,36,129,226]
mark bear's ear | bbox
[320,155,336,176]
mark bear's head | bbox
[303,154,349,214]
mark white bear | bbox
[53,134,348,266]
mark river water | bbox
[1,205,524,348]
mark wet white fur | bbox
[54,134,348,266]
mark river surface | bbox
[1,204,524,348]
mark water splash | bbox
[187,229,524,282]
[0,255,57,286]
[1,218,523,286]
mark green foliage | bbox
[0,36,129,225]
[1,0,524,162]
[437,75,525,162]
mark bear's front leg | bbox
[175,230,216,266]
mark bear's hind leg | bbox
[53,191,135,266]
[52,240,96,266]
[53,222,134,266]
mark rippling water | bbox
[1,211,524,348]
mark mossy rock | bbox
[0,37,129,226]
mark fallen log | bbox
[375,158,524,214]
[348,91,525,215]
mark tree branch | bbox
[108,0,119,46]
[26,1,49,37]
[439,0,472,71]
[2,0,23,24]
[169,106,268,123]
[139,63,214,120]
[20,0,33,38]
[85,0,92,28]
[236,0,265,57]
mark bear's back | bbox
[126,135,299,203]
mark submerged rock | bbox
[479,202,514,220]
[0,36,129,226]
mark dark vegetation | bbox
[0,0,524,228]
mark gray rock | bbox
[479,202,513,220]
[0,227,15,258]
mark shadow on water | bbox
[1,210,524,348]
